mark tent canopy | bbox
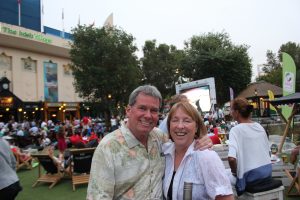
[268,92,300,153]
[237,81,282,99]
[269,92,300,106]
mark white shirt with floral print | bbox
[87,123,168,200]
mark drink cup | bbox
[281,154,288,164]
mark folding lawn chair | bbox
[69,148,95,191]
[285,166,300,196]
[13,151,33,171]
[32,154,63,189]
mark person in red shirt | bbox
[209,134,221,144]
[69,130,86,147]
[209,124,221,144]
[57,126,67,156]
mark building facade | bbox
[0,22,82,122]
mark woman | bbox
[163,101,233,200]
[228,98,272,195]
[56,126,67,156]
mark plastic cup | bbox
[281,154,288,164]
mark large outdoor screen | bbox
[180,85,212,112]
[176,77,217,113]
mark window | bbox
[0,53,12,71]
[22,57,37,72]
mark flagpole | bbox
[61,8,65,38]
[41,0,44,32]
[18,0,21,26]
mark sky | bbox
[43,0,300,80]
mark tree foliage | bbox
[140,40,185,98]
[257,42,300,92]
[279,42,300,92]
[256,50,282,87]
[70,25,141,114]
[181,32,252,106]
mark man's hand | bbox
[194,135,213,150]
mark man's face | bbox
[126,93,160,137]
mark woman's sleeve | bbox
[228,129,237,158]
[197,151,233,199]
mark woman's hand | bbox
[194,135,213,150]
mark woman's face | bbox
[169,107,197,148]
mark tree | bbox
[256,50,282,87]
[182,32,252,106]
[279,42,300,92]
[70,25,141,117]
[257,42,300,92]
[140,40,185,98]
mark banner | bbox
[282,52,296,124]
[229,87,234,100]
[267,90,276,112]
[44,61,58,102]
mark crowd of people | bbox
[0,116,109,150]
[1,84,298,200]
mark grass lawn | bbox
[16,166,86,200]
[16,164,299,200]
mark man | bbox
[87,85,212,200]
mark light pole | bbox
[254,89,260,120]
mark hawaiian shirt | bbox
[87,123,168,200]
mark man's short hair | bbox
[128,85,162,107]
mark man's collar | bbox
[120,123,142,148]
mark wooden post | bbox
[278,104,298,153]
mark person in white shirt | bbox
[163,101,233,200]
[29,126,39,136]
[40,121,47,129]
[228,98,272,196]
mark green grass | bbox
[16,166,87,200]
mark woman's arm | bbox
[216,194,234,200]
[198,151,234,199]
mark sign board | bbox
[0,97,13,107]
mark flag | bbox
[89,21,95,27]
[229,87,234,100]
[282,52,296,126]
[267,90,276,111]
[62,9,64,20]
[104,13,113,28]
